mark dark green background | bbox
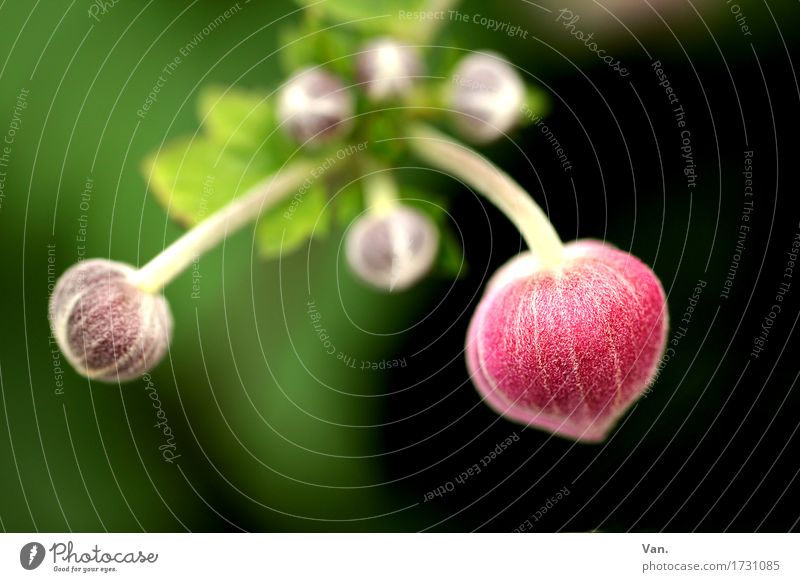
[1,0,798,532]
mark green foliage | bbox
[145,86,328,258]
[256,180,330,257]
[292,0,430,38]
[198,85,275,152]
[278,20,360,78]
[402,190,467,279]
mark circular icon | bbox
[20,542,45,570]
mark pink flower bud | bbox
[49,259,173,383]
[449,52,525,144]
[345,205,439,292]
[356,38,422,101]
[278,68,354,146]
[466,240,668,442]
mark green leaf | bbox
[332,181,365,226]
[401,189,467,280]
[519,85,551,125]
[278,20,360,78]
[145,135,329,258]
[145,137,273,226]
[435,221,467,279]
[197,85,274,152]
[292,0,430,38]
[256,180,331,258]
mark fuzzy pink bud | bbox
[48,259,173,383]
[466,240,668,442]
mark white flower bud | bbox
[356,38,422,101]
[49,259,173,383]
[278,68,354,146]
[449,52,525,143]
[346,205,439,292]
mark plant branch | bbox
[407,123,564,268]
[131,161,314,293]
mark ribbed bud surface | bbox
[466,240,668,442]
[49,259,173,382]
[278,68,353,145]
[450,52,525,143]
[346,206,439,292]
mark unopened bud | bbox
[356,38,422,101]
[449,52,525,143]
[278,68,354,146]
[346,206,439,292]
[49,259,173,382]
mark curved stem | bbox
[407,123,564,268]
[131,161,314,293]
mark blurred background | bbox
[1,0,799,532]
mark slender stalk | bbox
[364,170,399,216]
[131,161,314,293]
[407,123,564,268]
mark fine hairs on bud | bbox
[466,240,668,442]
[49,259,173,382]
[449,51,525,143]
[356,38,422,101]
[278,67,354,145]
[345,205,439,292]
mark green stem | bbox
[407,123,564,268]
[363,169,399,216]
[131,161,314,293]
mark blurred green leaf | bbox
[292,0,429,38]
[333,180,365,226]
[146,83,335,258]
[197,85,274,152]
[520,85,551,125]
[278,19,360,78]
[145,137,272,226]
[256,180,331,258]
[402,189,467,279]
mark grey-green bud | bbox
[48,259,173,383]
[278,68,354,146]
[345,206,439,292]
[356,38,422,101]
[449,52,525,143]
